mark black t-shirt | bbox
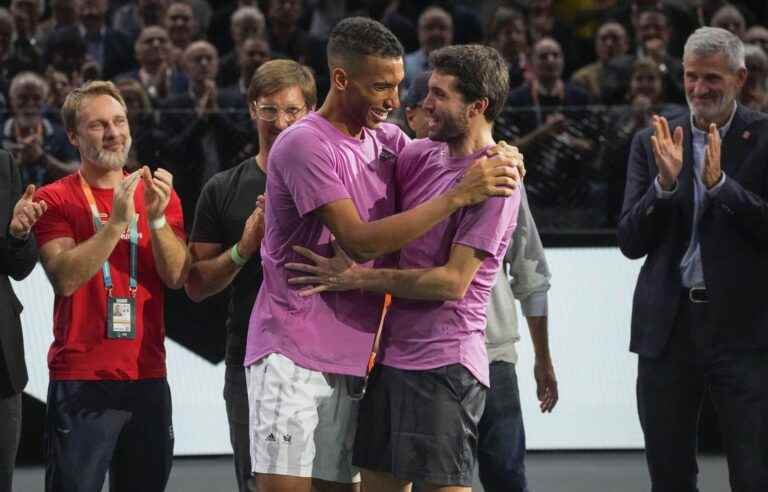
[190,157,266,366]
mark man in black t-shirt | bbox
[185,59,317,492]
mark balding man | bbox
[571,21,629,102]
[403,6,453,90]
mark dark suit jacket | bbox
[618,105,768,357]
[0,150,38,397]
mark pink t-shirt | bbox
[380,139,521,387]
[244,112,409,376]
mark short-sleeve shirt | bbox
[190,157,266,367]
[33,173,186,380]
[381,139,521,387]
[244,112,409,376]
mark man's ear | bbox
[468,97,489,119]
[331,66,349,91]
[66,129,79,148]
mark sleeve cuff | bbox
[654,176,678,198]
[706,172,726,197]
[520,291,548,317]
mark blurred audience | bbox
[486,6,530,91]
[403,6,453,91]
[571,20,629,101]
[1,71,78,187]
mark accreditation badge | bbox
[107,297,136,339]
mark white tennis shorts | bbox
[246,353,360,483]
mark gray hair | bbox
[10,71,49,100]
[745,43,768,90]
[684,27,745,71]
[231,6,266,34]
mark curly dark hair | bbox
[429,44,510,122]
[327,17,404,72]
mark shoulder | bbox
[564,82,592,103]
[372,122,410,151]
[507,84,532,104]
[35,174,77,204]
[400,138,441,162]
[270,116,328,156]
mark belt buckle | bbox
[688,287,708,303]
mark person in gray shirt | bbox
[479,183,558,492]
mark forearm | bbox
[150,224,190,289]
[334,193,464,262]
[185,246,241,301]
[353,265,467,301]
[526,315,551,360]
[44,222,124,296]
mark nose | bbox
[273,112,290,130]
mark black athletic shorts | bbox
[352,363,486,487]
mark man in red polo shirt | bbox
[33,80,189,492]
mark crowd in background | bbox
[2,0,768,231]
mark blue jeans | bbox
[477,361,528,492]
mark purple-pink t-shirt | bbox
[380,139,521,386]
[244,112,409,376]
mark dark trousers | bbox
[45,379,174,492]
[637,298,768,492]
[0,392,21,492]
[223,365,256,492]
[477,361,528,492]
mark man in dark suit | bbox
[618,27,768,492]
[0,149,46,492]
[79,0,136,80]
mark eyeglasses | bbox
[254,104,307,122]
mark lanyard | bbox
[78,173,138,298]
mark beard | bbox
[82,134,133,171]
[686,89,736,125]
[428,108,470,143]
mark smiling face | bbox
[341,55,404,130]
[683,51,746,126]
[421,70,471,143]
[249,84,308,153]
[70,94,133,171]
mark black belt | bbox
[686,287,709,303]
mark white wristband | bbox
[149,215,167,230]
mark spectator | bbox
[745,25,768,54]
[571,21,629,102]
[265,0,311,61]
[79,0,136,80]
[159,40,249,224]
[603,57,685,225]
[403,6,453,91]
[43,69,72,123]
[486,6,530,91]
[527,0,582,77]
[43,25,89,81]
[36,0,80,46]
[1,72,79,187]
[498,37,598,228]
[164,1,200,62]
[206,0,260,57]
[218,6,267,88]
[0,7,45,106]
[602,8,685,105]
[116,26,188,104]
[112,0,170,42]
[401,69,430,139]
[741,43,768,112]
[116,78,167,171]
[223,36,271,100]
[711,4,747,40]
[8,0,43,78]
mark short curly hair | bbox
[429,44,510,122]
[327,16,403,72]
